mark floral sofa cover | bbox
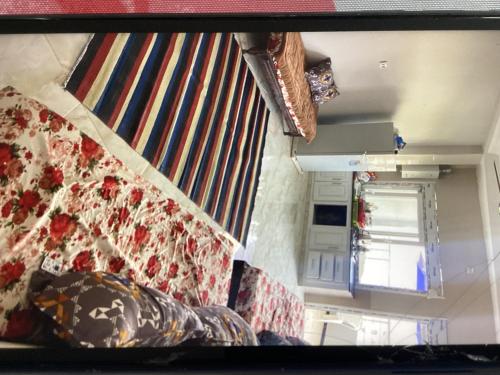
[233,262,304,338]
[0,87,236,339]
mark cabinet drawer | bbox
[320,253,335,281]
[306,251,321,279]
[309,227,347,252]
[315,172,349,182]
[313,182,349,202]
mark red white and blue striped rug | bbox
[65,33,269,245]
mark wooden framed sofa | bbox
[244,32,318,143]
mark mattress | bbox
[268,32,318,143]
[0,86,236,338]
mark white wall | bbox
[301,31,500,147]
[306,168,497,344]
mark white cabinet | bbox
[308,226,347,252]
[300,173,353,295]
[306,252,348,284]
[334,255,346,283]
[313,181,350,202]
[320,253,335,281]
[306,251,321,279]
[315,172,349,182]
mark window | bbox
[356,183,442,295]
[304,307,448,346]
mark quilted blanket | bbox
[0,87,236,338]
[234,263,304,338]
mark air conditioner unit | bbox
[401,165,440,179]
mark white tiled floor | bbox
[0,33,308,299]
[237,33,309,299]
[242,110,308,299]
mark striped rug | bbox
[65,33,269,245]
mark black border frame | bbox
[1,9,500,374]
[0,12,499,33]
[2,345,500,373]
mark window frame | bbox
[354,181,443,297]
[304,304,449,346]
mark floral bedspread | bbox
[0,86,236,338]
[234,263,304,338]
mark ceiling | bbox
[301,31,500,146]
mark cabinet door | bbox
[309,226,347,252]
[315,172,349,183]
[305,251,321,279]
[334,255,346,282]
[320,253,335,281]
[313,181,349,202]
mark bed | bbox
[228,261,305,338]
[245,32,318,143]
[0,86,236,339]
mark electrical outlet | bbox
[41,256,64,276]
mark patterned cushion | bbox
[192,306,258,346]
[305,58,339,105]
[257,330,292,346]
[29,271,206,348]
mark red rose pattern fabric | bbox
[0,86,236,337]
[234,264,304,338]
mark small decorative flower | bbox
[133,225,150,247]
[18,190,41,210]
[49,211,78,244]
[108,257,125,273]
[129,188,143,208]
[167,263,179,279]
[1,200,13,218]
[12,208,29,225]
[72,250,94,272]
[146,255,160,278]
[100,176,120,200]
[0,260,26,290]
[39,165,64,192]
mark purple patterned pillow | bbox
[305,58,339,105]
[29,271,206,348]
